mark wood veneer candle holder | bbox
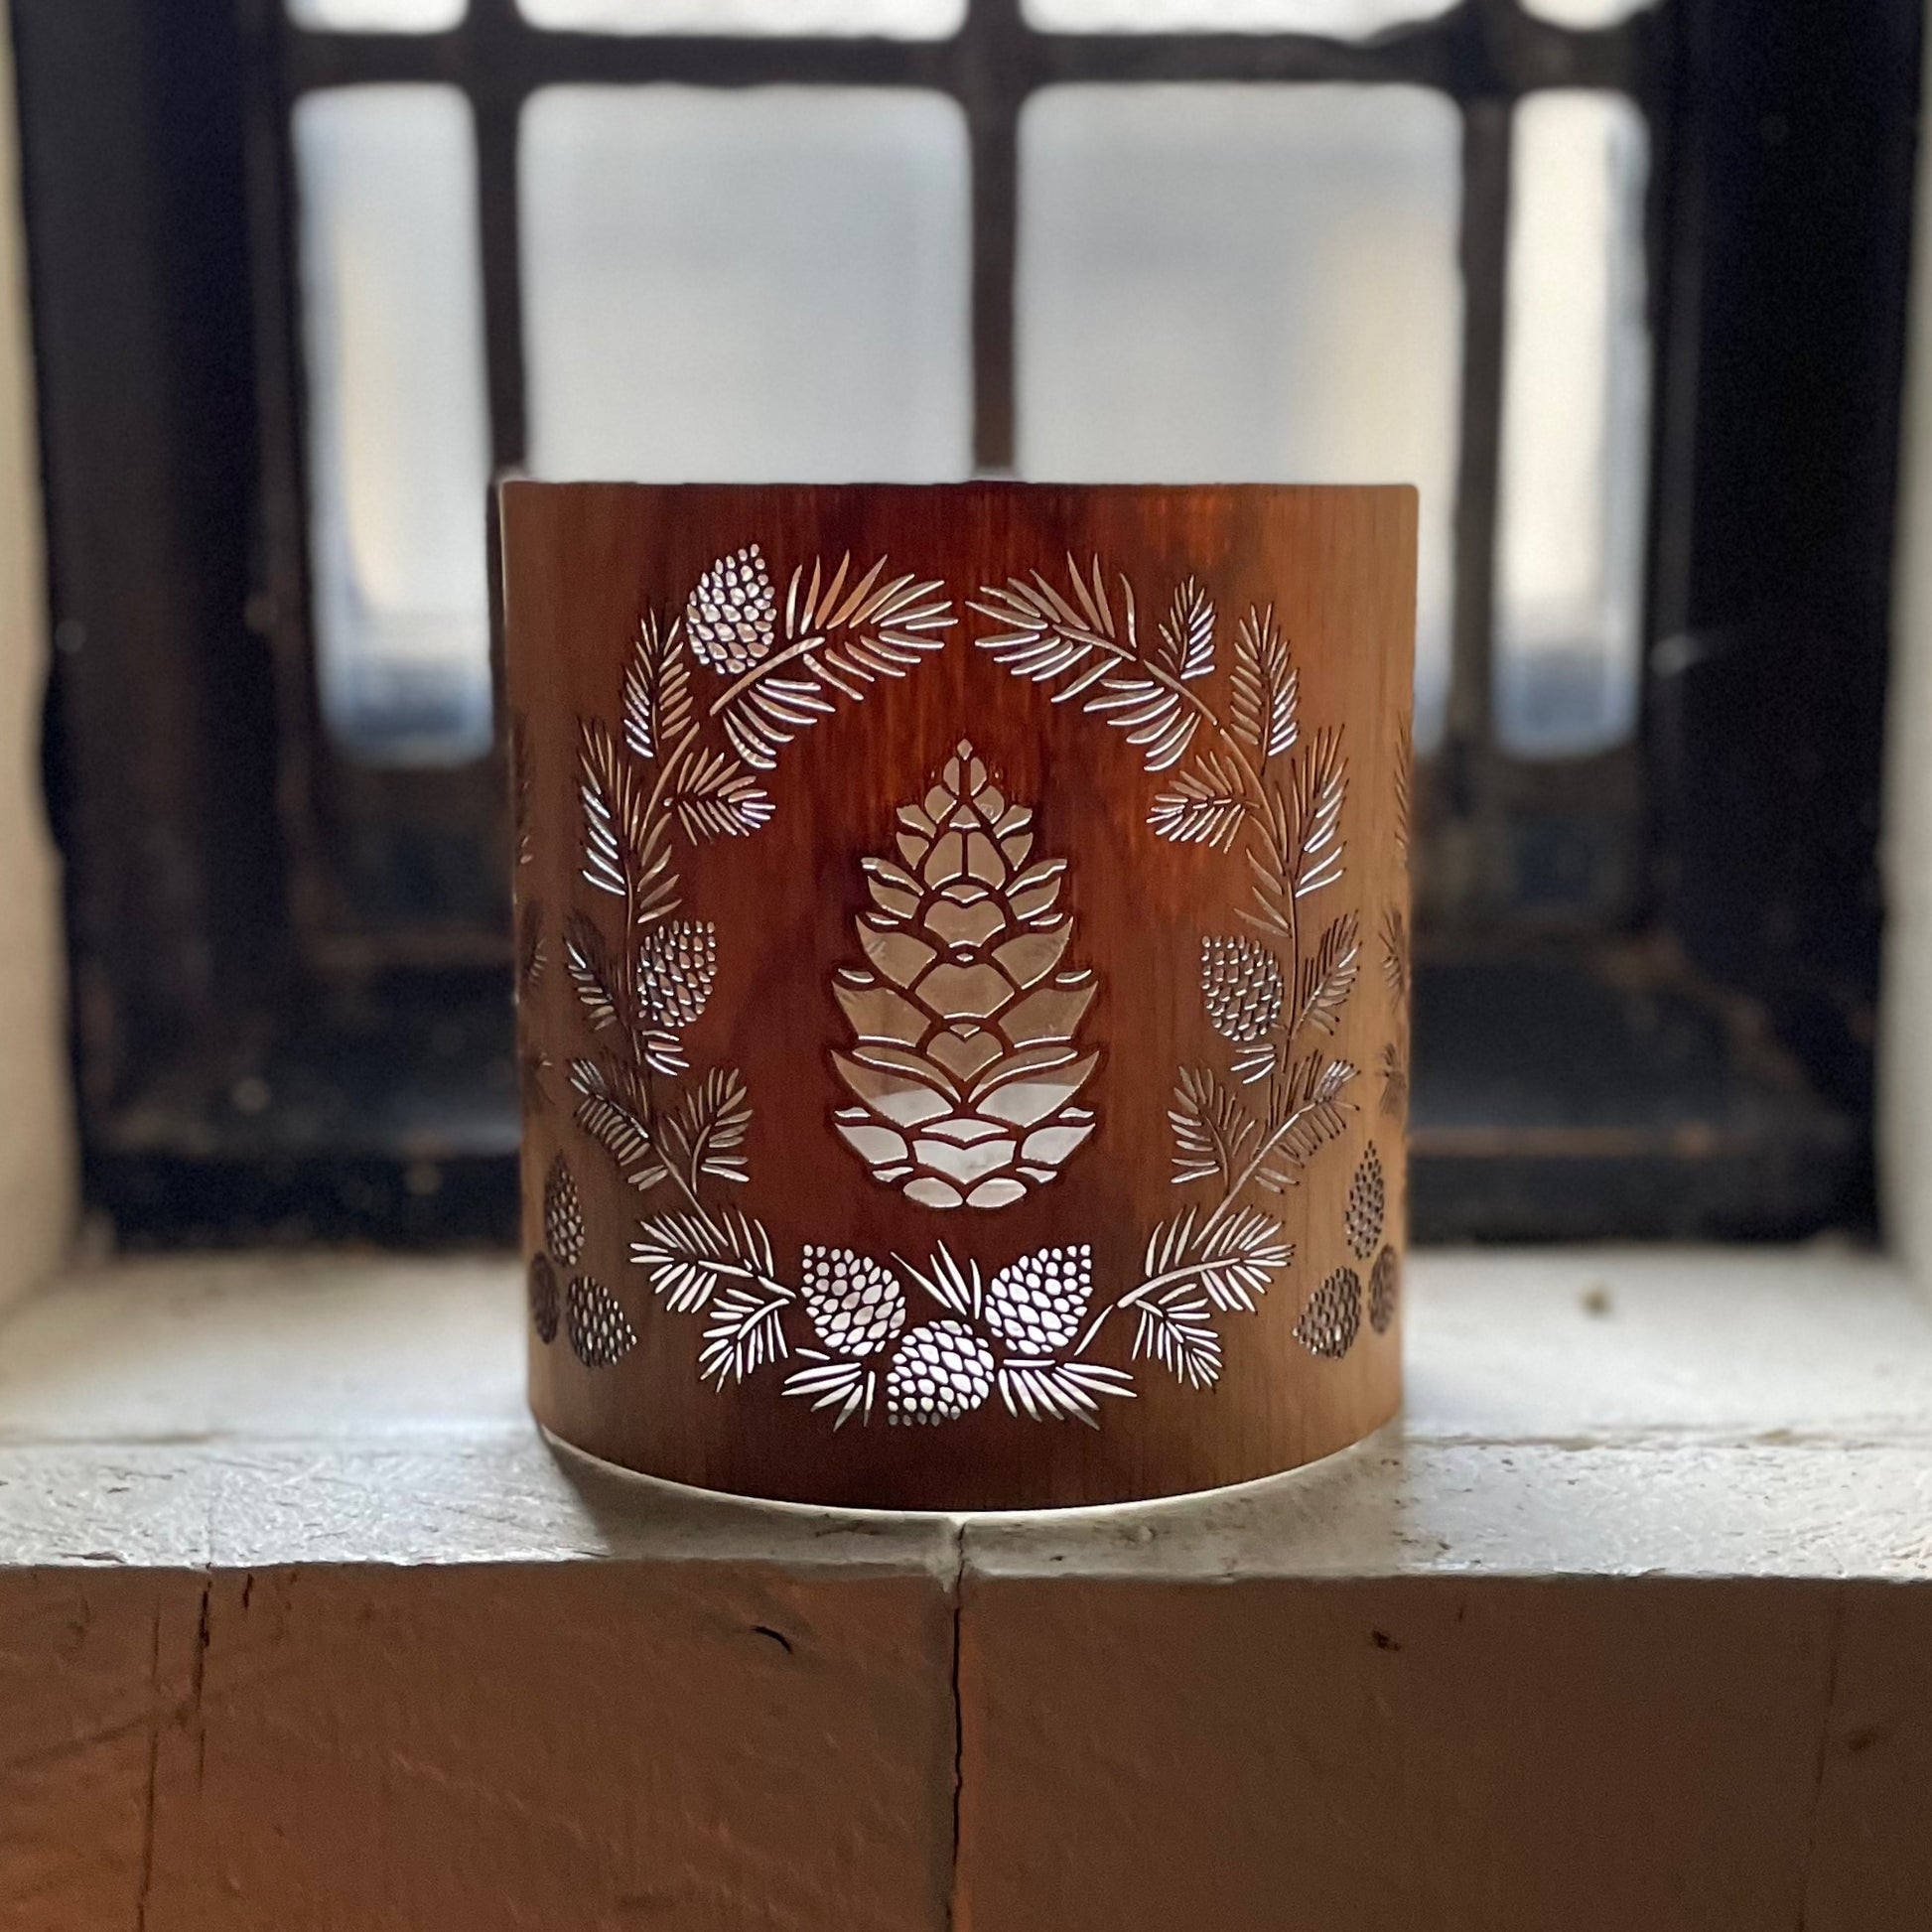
[501,483,1415,1511]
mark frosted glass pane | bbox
[289,0,466,29]
[1494,92,1650,758]
[520,0,963,32]
[1520,0,1653,25]
[295,87,492,765]
[1018,84,1462,745]
[522,87,971,483]
[1025,0,1450,32]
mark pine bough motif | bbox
[554,542,956,1388]
[1380,716,1414,1124]
[831,742,1096,1209]
[972,558,1374,1379]
[544,542,1385,1422]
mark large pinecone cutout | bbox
[831,742,1098,1209]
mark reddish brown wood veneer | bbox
[501,483,1414,1509]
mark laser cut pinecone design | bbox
[544,1156,586,1269]
[1345,1145,1385,1260]
[800,1246,906,1358]
[567,1276,636,1369]
[886,1318,997,1425]
[1200,935,1285,1044]
[528,1253,560,1345]
[684,544,775,674]
[983,1246,1092,1355]
[637,919,718,1032]
[1296,1267,1362,1360]
[1369,1244,1400,1335]
[831,742,1097,1210]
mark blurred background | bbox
[6,0,1914,1249]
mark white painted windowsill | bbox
[1,1246,1927,1581]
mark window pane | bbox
[288,0,467,29]
[1024,0,1450,31]
[1494,92,1650,758]
[518,0,964,35]
[522,87,971,483]
[1017,83,1462,745]
[294,87,492,765]
[1519,0,1654,25]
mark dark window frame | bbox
[10,0,1917,1245]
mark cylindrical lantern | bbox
[501,483,1414,1510]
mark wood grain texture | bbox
[0,1560,953,1932]
[0,1570,204,1932]
[955,1576,1932,1932]
[133,1565,954,1932]
[502,483,1415,1509]
[8,1560,1930,1932]
[1798,1583,1932,1932]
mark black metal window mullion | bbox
[471,0,531,475]
[957,0,1029,473]
[1439,94,1511,898]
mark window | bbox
[12,0,1916,1242]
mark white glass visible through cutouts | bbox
[1024,0,1450,30]
[1016,83,1462,746]
[287,0,466,29]
[1519,0,1654,26]
[293,86,493,765]
[1494,91,1650,758]
[831,740,1099,1211]
[520,87,972,483]
[518,0,964,35]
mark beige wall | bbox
[1882,4,1932,1293]
[0,0,75,1304]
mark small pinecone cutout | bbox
[637,919,718,1032]
[1200,935,1286,1043]
[1296,1267,1362,1360]
[544,1156,586,1268]
[1369,1244,1401,1335]
[685,545,776,674]
[528,1254,560,1345]
[567,1276,636,1369]
[886,1319,996,1425]
[1345,1145,1386,1260]
[801,1246,906,1358]
[529,1252,560,1344]
[983,1245,1093,1355]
